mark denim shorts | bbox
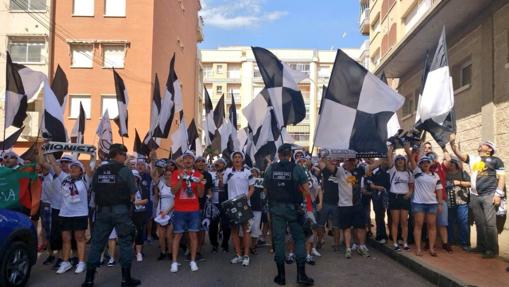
[436,201,448,226]
[173,211,201,233]
[317,204,339,228]
[411,202,438,214]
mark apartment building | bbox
[49,0,203,154]
[361,0,509,237]
[200,47,360,151]
[0,0,53,144]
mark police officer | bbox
[82,144,140,287]
[263,144,314,286]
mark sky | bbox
[199,0,367,50]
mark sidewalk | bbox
[368,240,509,287]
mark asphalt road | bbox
[28,238,433,287]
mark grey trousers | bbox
[469,192,498,254]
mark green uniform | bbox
[86,160,137,269]
[264,160,308,265]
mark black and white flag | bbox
[134,129,149,157]
[96,110,112,161]
[314,49,404,157]
[251,47,306,129]
[113,69,128,137]
[4,52,45,129]
[187,119,199,151]
[171,113,188,159]
[252,107,280,169]
[211,94,230,153]
[0,127,24,150]
[204,86,215,145]
[415,27,455,148]
[225,91,240,154]
[378,72,401,139]
[71,102,86,144]
[158,54,183,138]
[42,65,68,143]
[149,74,162,137]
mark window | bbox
[288,132,309,142]
[10,0,46,11]
[215,85,223,95]
[227,65,241,79]
[460,62,472,87]
[371,14,381,33]
[318,65,330,78]
[103,45,125,68]
[8,38,45,63]
[69,96,91,118]
[253,66,262,78]
[404,0,431,34]
[104,0,126,16]
[288,63,310,76]
[229,87,241,102]
[73,0,94,16]
[371,49,381,67]
[402,93,415,117]
[101,96,118,118]
[71,44,93,68]
[216,64,224,74]
[203,65,213,78]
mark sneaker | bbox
[107,258,116,267]
[230,255,243,264]
[136,253,143,262]
[285,254,295,264]
[351,244,358,251]
[242,256,250,267]
[52,258,63,270]
[345,248,352,259]
[170,262,179,273]
[358,246,370,257]
[43,255,55,265]
[157,253,167,261]
[305,255,316,265]
[393,244,401,251]
[403,244,410,251]
[75,262,86,274]
[377,239,387,244]
[190,261,199,271]
[311,248,321,257]
[442,243,453,253]
[56,261,72,274]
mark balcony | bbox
[197,16,204,43]
[360,8,370,35]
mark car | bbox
[0,209,37,287]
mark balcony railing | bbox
[360,8,370,35]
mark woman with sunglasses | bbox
[405,142,444,257]
[154,166,175,260]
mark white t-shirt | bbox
[157,180,175,215]
[210,171,220,204]
[59,174,91,217]
[412,167,442,204]
[41,173,54,204]
[223,167,255,200]
[49,171,68,210]
[388,167,414,195]
[335,165,354,207]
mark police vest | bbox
[93,162,130,206]
[267,161,303,204]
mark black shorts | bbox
[388,193,410,210]
[337,205,366,230]
[60,216,88,231]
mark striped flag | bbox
[113,69,128,137]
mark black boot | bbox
[274,262,286,285]
[121,266,141,287]
[296,263,314,286]
[81,267,96,287]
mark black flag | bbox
[113,69,128,137]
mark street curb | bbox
[367,239,474,287]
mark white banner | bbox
[43,142,96,155]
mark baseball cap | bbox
[418,156,432,165]
[480,140,496,154]
[182,150,196,160]
[69,160,84,171]
[230,151,245,161]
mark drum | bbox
[221,194,254,224]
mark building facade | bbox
[49,0,203,154]
[0,0,53,143]
[200,47,360,151]
[361,0,509,249]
